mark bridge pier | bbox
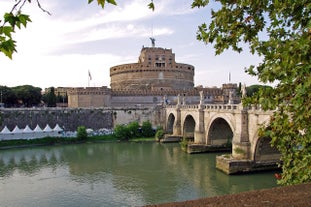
[173,107,181,136]
[194,108,205,144]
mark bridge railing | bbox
[165,103,242,111]
[202,104,241,110]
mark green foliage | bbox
[127,121,140,138]
[0,12,31,58]
[113,124,130,140]
[0,85,16,107]
[234,147,245,155]
[193,0,311,185]
[77,126,88,140]
[180,137,188,152]
[88,0,117,8]
[246,85,272,97]
[12,85,42,107]
[113,121,155,140]
[141,121,154,137]
[155,128,164,141]
[42,87,57,107]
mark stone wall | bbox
[0,106,164,132]
[112,106,164,128]
[0,108,112,132]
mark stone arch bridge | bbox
[164,103,280,174]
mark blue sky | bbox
[0,0,262,89]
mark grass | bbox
[130,137,156,142]
[0,135,156,149]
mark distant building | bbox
[66,46,240,108]
[110,47,194,90]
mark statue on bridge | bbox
[241,83,247,98]
[199,91,204,105]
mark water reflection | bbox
[0,142,278,206]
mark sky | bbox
[0,0,263,90]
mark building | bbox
[110,47,194,90]
[67,45,240,108]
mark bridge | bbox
[163,101,281,174]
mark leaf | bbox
[88,0,117,8]
[18,14,32,28]
[0,39,17,59]
[0,26,14,38]
[148,2,155,11]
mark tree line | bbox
[0,85,67,107]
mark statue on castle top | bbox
[150,37,156,47]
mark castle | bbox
[67,44,240,108]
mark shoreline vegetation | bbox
[0,135,157,150]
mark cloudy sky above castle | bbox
[0,0,262,89]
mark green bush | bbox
[141,121,154,137]
[155,129,164,141]
[127,121,140,138]
[77,126,87,140]
[113,124,130,140]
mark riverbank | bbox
[145,182,311,207]
[0,136,156,150]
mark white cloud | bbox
[0,0,263,90]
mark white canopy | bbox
[12,126,22,133]
[1,126,11,134]
[43,124,52,132]
[23,125,33,133]
[53,124,63,132]
[34,124,43,132]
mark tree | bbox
[0,85,17,107]
[0,0,154,59]
[12,85,42,107]
[42,87,57,107]
[246,85,272,97]
[192,0,311,185]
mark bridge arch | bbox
[182,114,196,141]
[166,113,175,134]
[206,116,234,146]
[251,118,279,161]
[252,128,281,162]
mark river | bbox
[0,142,278,206]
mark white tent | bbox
[34,124,43,132]
[12,126,22,133]
[1,126,11,134]
[43,124,52,132]
[53,124,63,132]
[23,125,33,133]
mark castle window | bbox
[155,63,165,67]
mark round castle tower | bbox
[110,46,194,91]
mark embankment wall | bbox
[0,106,163,132]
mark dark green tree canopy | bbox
[193,0,311,185]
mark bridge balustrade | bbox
[165,103,241,111]
[202,104,240,110]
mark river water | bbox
[0,142,278,206]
